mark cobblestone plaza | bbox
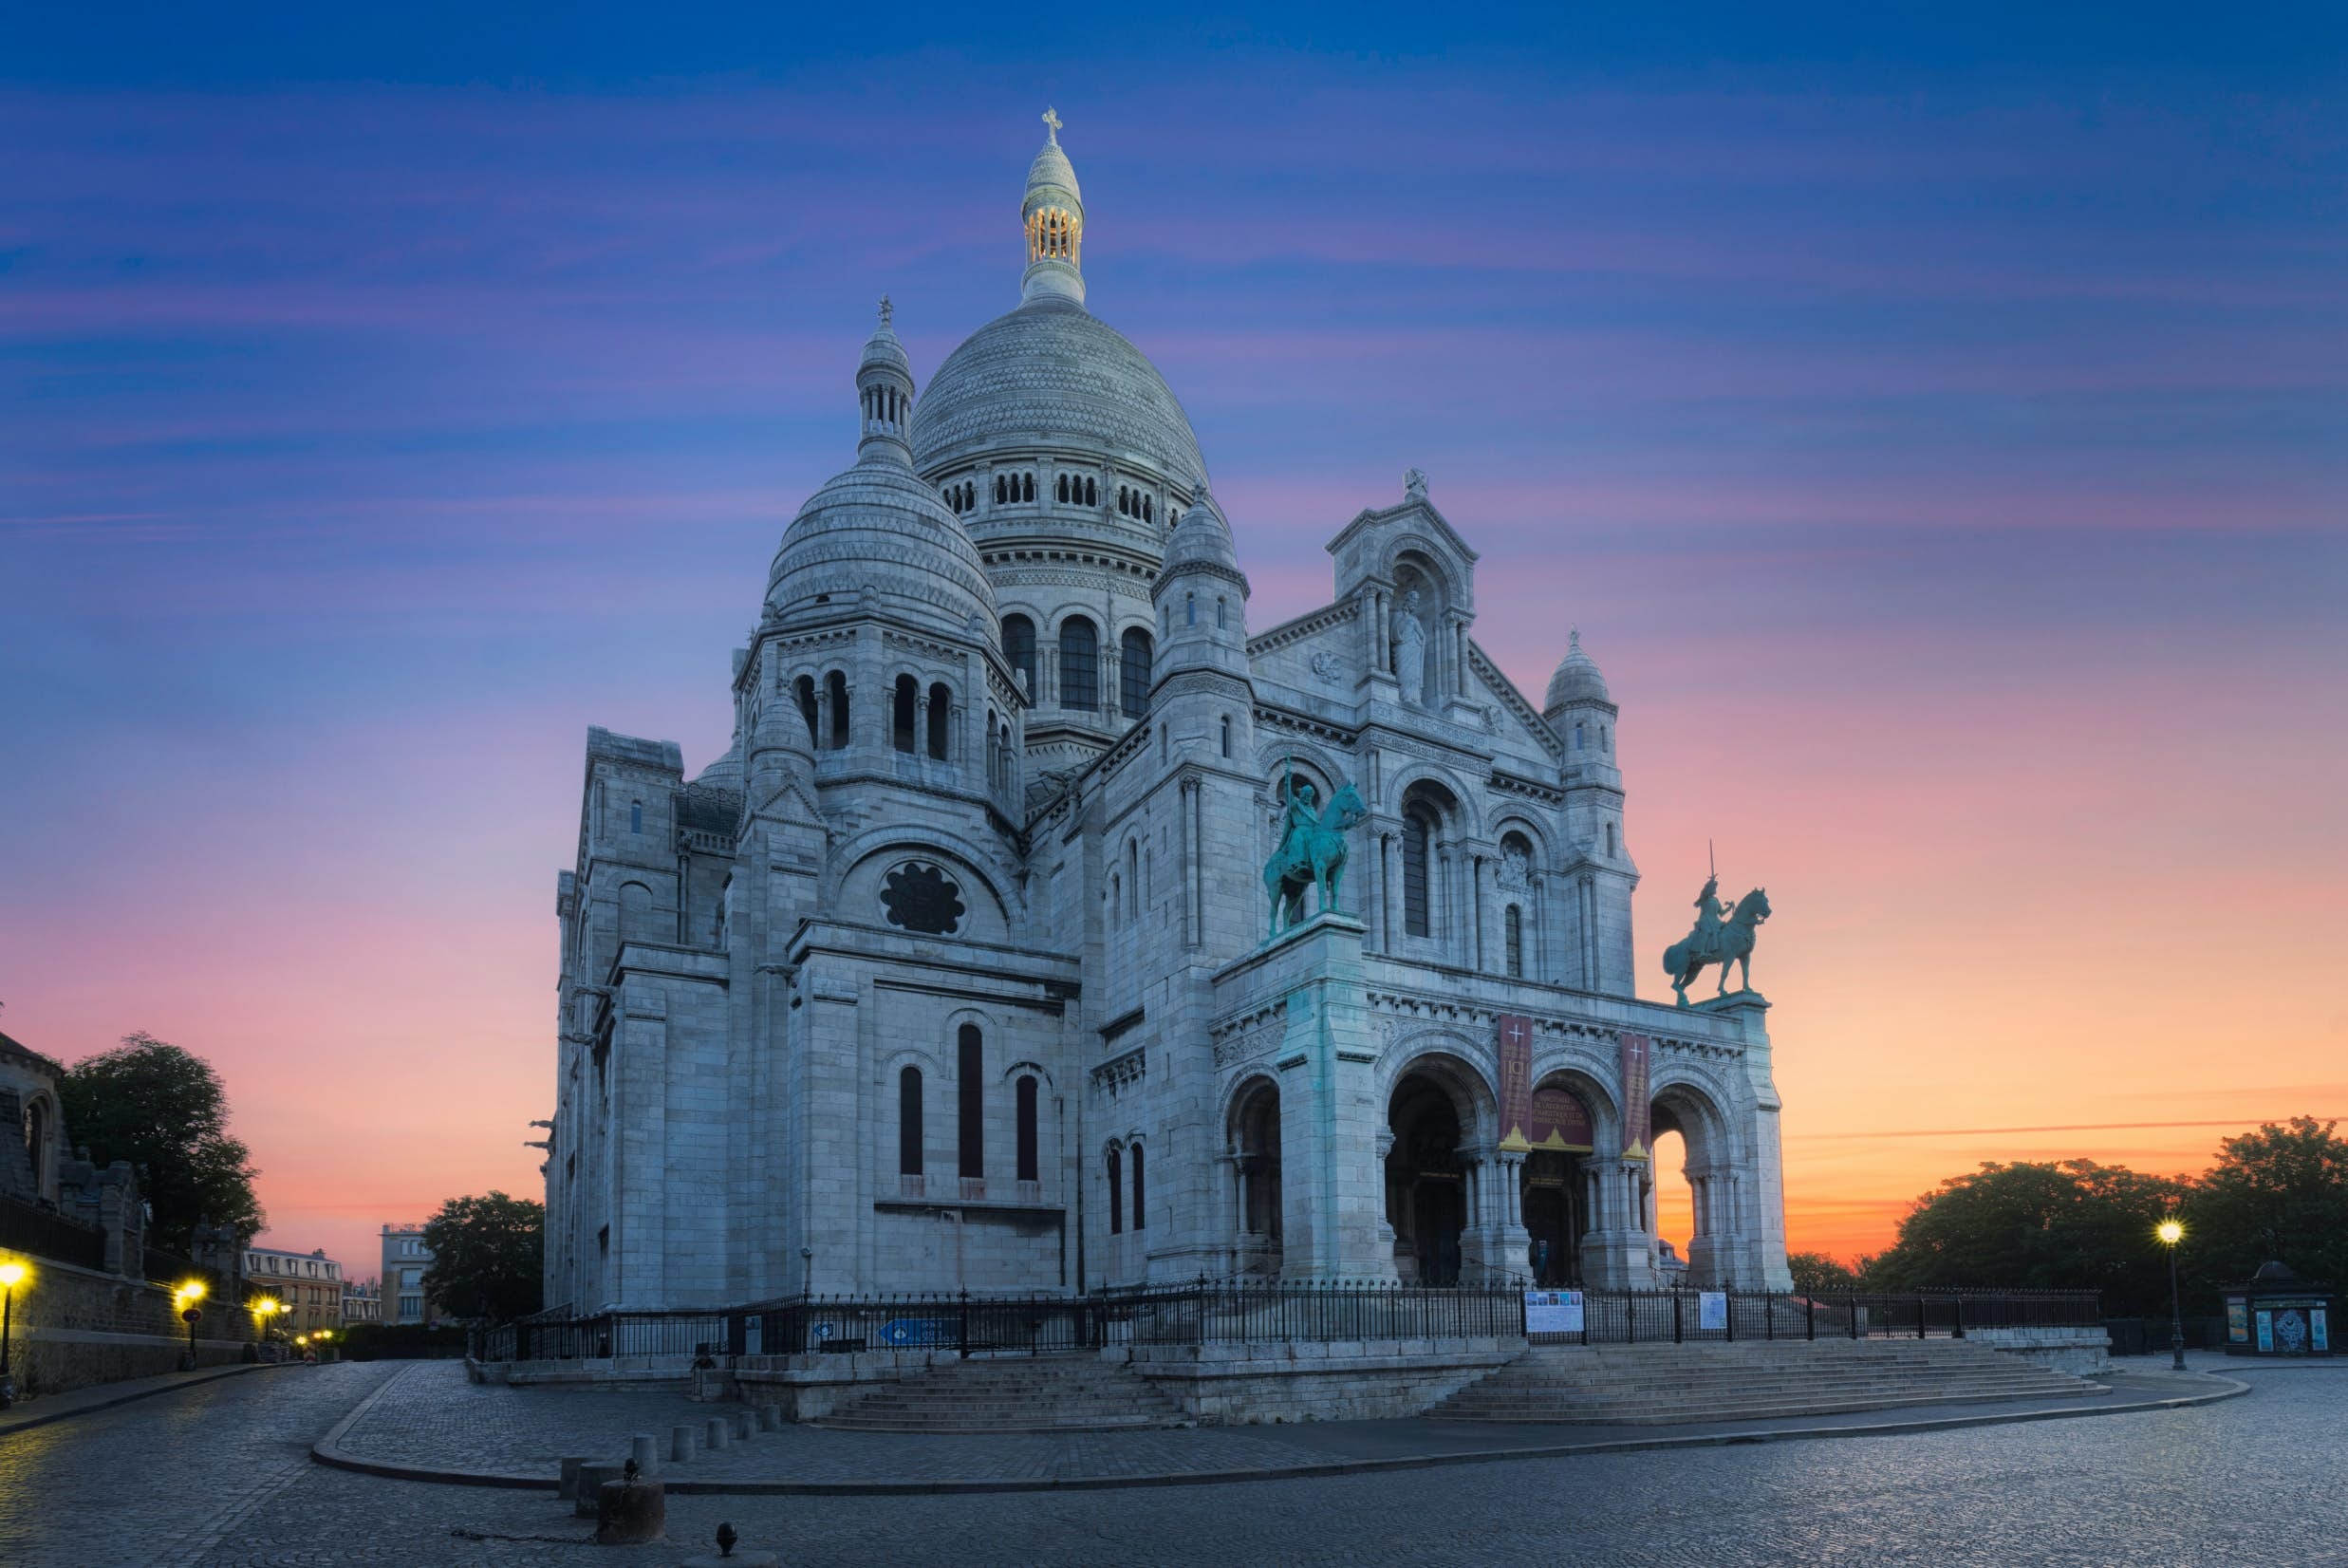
[0,1359,2339,1565]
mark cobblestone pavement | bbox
[330,1358,2218,1485]
[5,1354,2341,1566]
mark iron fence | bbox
[472,1281,2102,1363]
[0,1195,105,1272]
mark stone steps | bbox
[1434,1339,2100,1425]
[811,1353,1188,1432]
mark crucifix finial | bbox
[1042,105,1063,142]
[877,293,893,328]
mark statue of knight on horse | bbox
[1662,869,1773,1006]
[1261,757,1368,938]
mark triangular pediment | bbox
[1326,495,1481,569]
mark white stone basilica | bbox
[542,116,1793,1314]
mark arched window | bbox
[1016,1075,1039,1184]
[1403,808,1435,937]
[1127,838,1140,921]
[1056,474,1069,503]
[985,708,999,788]
[1117,485,1127,515]
[795,676,818,743]
[1185,592,1196,626]
[1130,1142,1146,1231]
[1606,821,1616,858]
[899,1067,923,1176]
[826,670,850,749]
[1505,905,1524,978]
[1003,614,1036,698]
[891,674,917,753]
[1575,721,1585,750]
[996,475,1007,505]
[1059,617,1098,711]
[1220,715,1231,757]
[1158,724,1166,762]
[1216,597,1227,629]
[1602,725,1612,754]
[927,681,951,760]
[629,799,643,835]
[1085,476,1097,507]
[958,1024,984,1180]
[1143,495,1152,523]
[1106,1146,1123,1234]
[1120,628,1152,719]
[620,881,660,943]
[1023,473,1034,502]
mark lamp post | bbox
[175,1279,208,1372]
[0,1260,28,1409]
[254,1297,282,1359]
[2157,1218,2187,1372]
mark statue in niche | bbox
[1497,844,1531,892]
[1391,589,1428,707]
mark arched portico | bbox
[1382,1049,1519,1284]
[1652,1077,1742,1289]
[1225,1074,1283,1278]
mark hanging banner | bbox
[1619,1033,1652,1155]
[1497,1014,1535,1149]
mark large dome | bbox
[767,458,997,639]
[911,296,1208,488]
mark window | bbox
[1220,716,1231,757]
[1403,809,1434,937]
[1216,597,1227,629]
[892,675,917,753]
[1106,1147,1123,1234]
[1003,615,1036,698]
[1606,821,1616,857]
[1059,617,1098,711]
[927,682,951,760]
[1130,1143,1146,1231]
[1085,476,1097,507]
[957,1024,984,1179]
[629,800,643,834]
[1602,725,1612,754]
[1505,905,1523,978]
[1023,473,1035,502]
[1016,1076,1039,1183]
[996,475,1007,505]
[1575,721,1585,751]
[827,670,850,749]
[1120,628,1151,719]
[795,676,818,743]
[1185,592,1196,626]
[899,1067,923,1176]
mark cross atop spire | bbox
[1042,105,1062,142]
[877,293,893,328]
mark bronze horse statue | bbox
[1662,887,1772,1005]
[1262,780,1368,937]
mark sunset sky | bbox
[4,7,2342,1281]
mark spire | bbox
[855,297,915,463]
[1021,109,1086,308]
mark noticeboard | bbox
[1699,1292,1727,1332]
[1524,1289,1585,1335]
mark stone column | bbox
[1471,854,1488,972]
[1261,915,1395,1280]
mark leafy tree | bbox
[1862,1159,2189,1317]
[2184,1118,2348,1298]
[420,1191,545,1323]
[60,1032,264,1252]
[1787,1251,1862,1296]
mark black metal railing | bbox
[471,1281,2102,1363]
[0,1195,106,1272]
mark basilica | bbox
[541,115,1793,1314]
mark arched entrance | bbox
[1651,1083,1737,1288]
[1228,1077,1282,1278]
[1517,1078,1595,1286]
[1386,1073,1466,1285]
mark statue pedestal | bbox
[1216,912,1396,1282]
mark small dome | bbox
[767,460,997,639]
[1545,629,1611,709]
[1026,136,1082,212]
[860,298,911,378]
[692,737,744,791]
[1157,479,1244,588]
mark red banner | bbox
[1498,1015,1594,1152]
[1619,1032,1651,1155]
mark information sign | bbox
[1698,1292,1727,1332]
[1524,1289,1585,1335]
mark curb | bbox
[309,1372,2251,1497]
[0,1359,293,1440]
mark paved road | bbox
[0,1355,2340,1566]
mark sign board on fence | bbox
[2315,1308,2330,1353]
[1698,1292,1727,1332]
[1524,1289,1584,1334]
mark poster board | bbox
[1698,1291,1727,1332]
[1524,1289,1585,1334]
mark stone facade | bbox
[543,119,1793,1315]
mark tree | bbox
[1861,1159,2190,1317]
[420,1191,545,1323]
[1786,1251,1861,1296]
[60,1032,264,1252]
[2185,1118,2348,1298]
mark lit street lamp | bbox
[253,1297,283,1358]
[0,1259,29,1409]
[2158,1218,2187,1371]
[174,1279,208,1372]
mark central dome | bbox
[911,297,1207,488]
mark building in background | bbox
[342,1278,382,1325]
[380,1224,439,1325]
[243,1245,344,1332]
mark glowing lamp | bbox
[2158,1220,2185,1246]
[0,1262,26,1290]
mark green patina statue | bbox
[1262,759,1368,938]
[1663,876,1772,1005]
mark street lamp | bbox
[0,1259,29,1409]
[254,1297,283,1358]
[174,1279,208,1372]
[2157,1218,2187,1371]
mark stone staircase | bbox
[811,1353,1190,1432]
[1432,1337,2103,1426]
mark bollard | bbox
[705,1416,730,1451]
[756,1403,780,1432]
[557,1456,588,1501]
[670,1424,697,1464]
[630,1431,661,1480]
[573,1463,624,1519]
[594,1476,666,1545]
[732,1410,755,1440]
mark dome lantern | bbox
[856,295,916,463]
[1021,107,1087,308]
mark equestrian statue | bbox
[1662,871,1773,1006]
[1261,759,1368,938]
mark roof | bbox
[0,1029,65,1079]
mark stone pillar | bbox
[1258,914,1396,1281]
[1471,854,1488,972]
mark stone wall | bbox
[1122,1336,1519,1423]
[1967,1326,2111,1377]
[6,1258,255,1399]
